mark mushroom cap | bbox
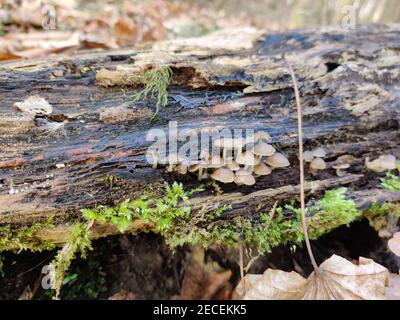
[236,151,260,166]
[188,163,201,172]
[303,150,314,162]
[311,147,326,158]
[252,142,275,156]
[254,131,271,142]
[234,172,256,185]
[254,162,272,176]
[235,168,252,176]
[378,154,397,170]
[365,154,397,172]
[175,163,188,174]
[207,155,225,168]
[227,162,240,171]
[332,163,350,170]
[310,157,327,170]
[266,152,290,168]
[211,167,235,183]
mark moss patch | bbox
[128,65,172,116]
[50,222,92,298]
[80,184,362,253]
[380,171,400,192]
[0,217,55,252]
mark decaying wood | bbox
[0,25,399,243]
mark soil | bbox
[0,218,399,300]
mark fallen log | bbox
[0,25,399,248]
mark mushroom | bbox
[310,157,327,170]
[227,162,240,171]
[303,150,314,162]
[234,169,256,186]
[252,142,275,157]
[236,150,260,171]
[148,149,158,169]
[175,163,188,174]
[311,147,326,158]
[265,152,290,168]
[253,162,271,176]
[254,131,271,142]
[207,155,225,168]
[214,137,244,160]
[365,154,397,172]
[211,167,235,183]
[332,163,350,176]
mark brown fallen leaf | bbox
[388,232,400,257]
[108,289,136,300]
[385,274,400,300]
[177,246,233,300]
[234,255,389,300]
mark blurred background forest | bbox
[1,0,400,61]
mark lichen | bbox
[0,217,55,252]
[128,65,172,116]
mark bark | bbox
[0,25,399,243]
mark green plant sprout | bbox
[129,66,172,117]
[380,171,400,192]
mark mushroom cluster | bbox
[303,147,327,172]
[167,131,290,186]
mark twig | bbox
[284,58,319,272]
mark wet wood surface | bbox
[0,25,399,241]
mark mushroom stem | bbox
[151,151,158,169]
[198,167,204,181]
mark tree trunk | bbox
[0,25,399,245]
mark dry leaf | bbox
[385,274,400,300]
[108,289,136,300]
[234,255,389,300]
[14,95,53,115]
[388,232,400,257]
[177,246,233,300]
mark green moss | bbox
[50,222,92,299]
[380,172,400,192]
[306,187,361,239]
[128,65,172,116]
[0,217,55,252]
[80,185,362,253]
[363,202,400,232]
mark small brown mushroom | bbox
[311,147,326,158]
[365,154,397,172]
[175,163,188,174]
[227,162,240,171]
[252,142,275,157]
[303,150,314,162]
[254,131,271,142]
[332,163,350,176]
[234,169,256,186]
[211,167,235,183]
[310,157,327,170]
[265,152,290,168]
[254,162,272,176]
[236,151,260,166]
[207,155,225,168]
